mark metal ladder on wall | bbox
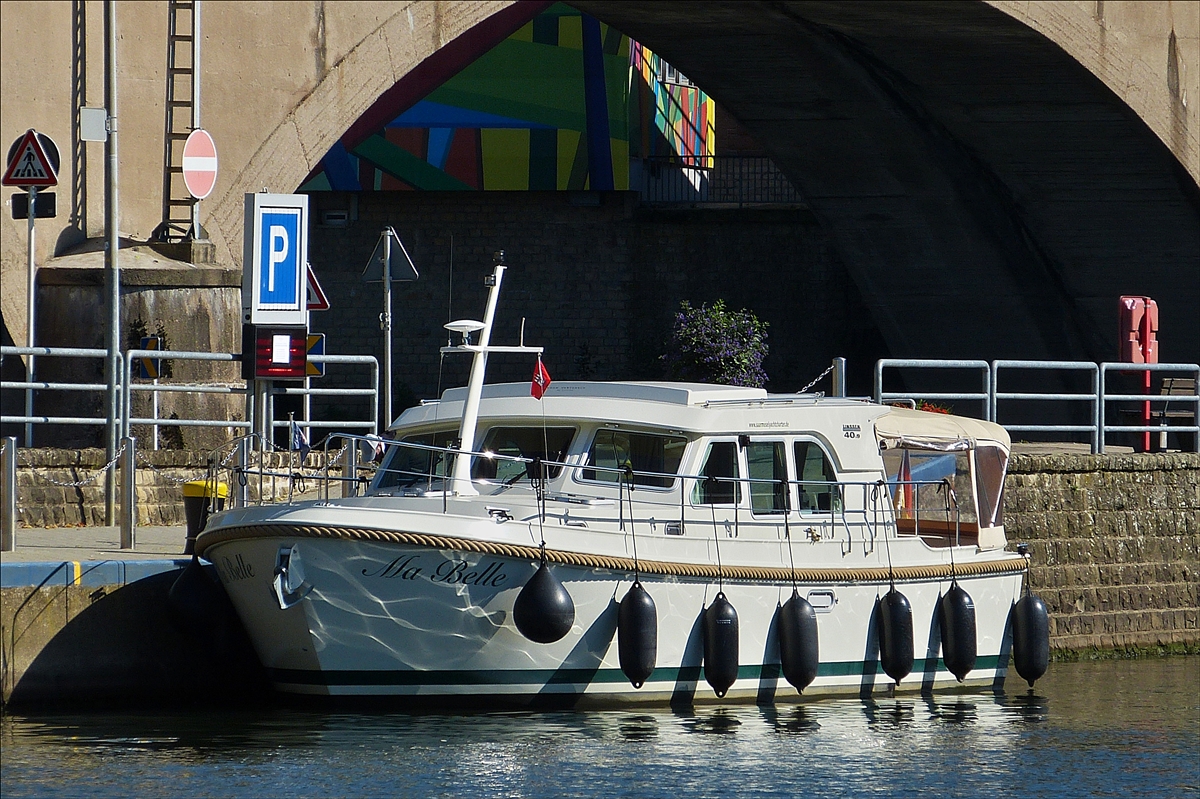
[152,0,199,243]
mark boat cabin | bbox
[368,381,1011,551]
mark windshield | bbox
[371,430,458,492]
[473,427,575,482]
[580,429,687,489]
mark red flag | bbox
[531,357,552,399]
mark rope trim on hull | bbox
[198,523,1027,583]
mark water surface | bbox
[3,657,1197,798]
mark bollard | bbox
[343,440,359,498]
[120,436,136,549]
[183,479,228,555]
[2,436,16,552]
[232,437,249,509]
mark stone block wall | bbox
[1005,452,1199,654]
[11,448,212,527]
[10,448,337,528]
[305,191,888,409]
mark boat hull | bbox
[205,531,1025,706]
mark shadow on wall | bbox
[3,569,268,709]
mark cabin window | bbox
[691,441,742,505]
[579,429,686,488]
[747,441,788,514]
[371,429,457,491]
[974,445,1007,528]
[474,427,575,482]
[794,440,840,512]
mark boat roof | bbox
[395,381,885,432]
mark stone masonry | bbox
[1005,452,1199,655]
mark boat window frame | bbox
[689,437,745,507]
[573,426,688,491]
[745,438,790,516]
[368,426,459,493]
[792,436,842,515]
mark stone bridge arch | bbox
[213,0,1197,364]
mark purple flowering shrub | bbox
[662,300,769,387]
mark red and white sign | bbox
[182,128,218,199]
[306,267,330,311]
[2,129,57,188]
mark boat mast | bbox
[442,252,542,496]
[446,264,502,495]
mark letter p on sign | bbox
[268,225,289,291]
[258,210,301,305]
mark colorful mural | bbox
[629,42,716,164]
[301,4,714,193]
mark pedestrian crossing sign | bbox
[2,130,58,188]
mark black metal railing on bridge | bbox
[638,156,804,206]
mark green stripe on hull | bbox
[271,656,1005,688]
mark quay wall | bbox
[1004,452,1199,656]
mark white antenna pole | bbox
[382,227,393,429]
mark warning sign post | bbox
[3,128,61,446]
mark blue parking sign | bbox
[259,210,301,305]
[242,193,309,325]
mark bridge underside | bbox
[576,1,1200,364]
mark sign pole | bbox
[104,0,121,525]
[190,0,203,239]
[24,186,36,446]
[382,228,393,429]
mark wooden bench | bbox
[1156,377,1197,451]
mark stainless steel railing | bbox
[874,358,1199,453]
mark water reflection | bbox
[759,704,821,735]
[617,714,659,741]
[3,657,1197,799]
[677,708,743,736]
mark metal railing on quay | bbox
[874,359,992,420]
[990,360,1101,452]
[1098,362,1200,454]
[269,353,380,437]
[874,357,1199,453]
[122,348,249,443]
[1,346,116,445]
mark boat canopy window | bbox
[747,440,787,514]
[974,444,1008,528]
[691,441,742,505]
[794,440,841,513]
[474,426,575,482]
[371,429,457,492]
[882,448,978,524]
[579,429,687,489]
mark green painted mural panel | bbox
[353,136,473,191]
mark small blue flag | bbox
[291,420,311,458]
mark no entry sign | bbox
[182,129,218,199]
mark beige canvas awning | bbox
[874,406,1010,453]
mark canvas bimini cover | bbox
[875,407,1011,546]
[874,406,1011,454]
